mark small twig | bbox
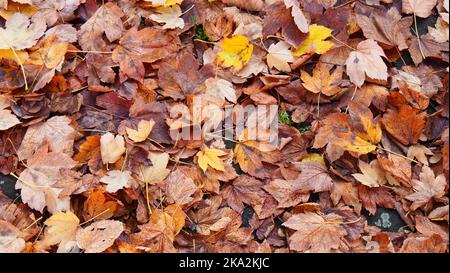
[10,47,29,91]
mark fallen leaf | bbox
[283,212,347,252]
[126,119,155,143]
[345,39,388,87]
[0,220,25,253]
[301,63,342,96]
[216,34,254,71]
[293,24,334,57]
[402,0,438,17]
[165,169,197,206]
[196,146,227,173]
[76,220,124,253]
[100,170,133,193]
[0,12,46,50]
[381,105,426,146]
[39,211,79,249]
[267,41,294,72]
[100,132,126,164]
[406,166,447,210]
[149,5,185,29]
[17,115,76,161]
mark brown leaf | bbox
[76,220,124,253]
[112,27,180,83]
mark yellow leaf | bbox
[126,119,155,142]
[197,146,227,173]
[293,24,334,57]
[41,211,79,247]
[0,49,28,63]
[216,35,253,71]
[143,0,182,7]
[302,153,326,165]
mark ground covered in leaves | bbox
[0,0,449,253]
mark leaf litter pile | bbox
[0,0,449,253]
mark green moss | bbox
[279,111,292,126]
[296,123,311,133]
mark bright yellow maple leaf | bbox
[216,35,253,71]
[293,24,334,57]
[197,146,227,173]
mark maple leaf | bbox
[330,102,382,155]
[165,169,198,206]
[17,115,76,161]
[100,132,126,164]
[345,39,388,87]
[33,0,81,27]
[149,5,185,29]
[77,2,124,51]
[283,212,348,252]
[381,105,426,146]
[138,152,171,185]
[221,175,267,214]
[293,24,334,57]
[352,160,386,187]
[100,170,133,193]
[356,7,412,50]
[112,27,180,82]
[406,166,447,210]
[358,185,395,215]
[204,77,237,105]
[76,220,124,253]
[16,145,77,213]
[39,211,79,250]
[267,41,294,72]
[292,162,334,193]
[402,0,438,17]
[300,63,342,96]
[126,119,155,143]
[216,34,254,71]
[196,146,227,173]
[330,181,362,214]
[0,12,46,50]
